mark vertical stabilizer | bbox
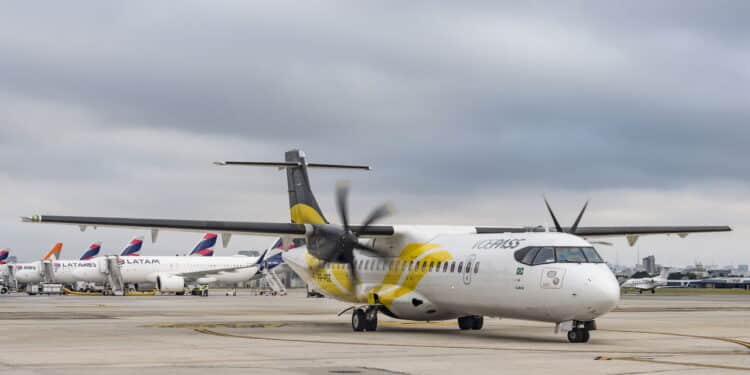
[285,150,328,224]
[80,242,102,260]
[191,233,217,256]
[120,236,144,256]
[43,243,63,260]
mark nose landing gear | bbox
[567,328,590,343]
[566,320,595,343]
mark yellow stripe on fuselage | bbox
[304,242,454,308]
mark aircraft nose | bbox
[587,267,620,316]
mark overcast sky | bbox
[0,1,747,266]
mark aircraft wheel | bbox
[567,328,589,343]
[0,287,8,294]
[365,310,378,331]
[651,289,655,294]
[471,316,484,330]
[352,309,367,332]
[458,316,473,330]
[638,290,643,294]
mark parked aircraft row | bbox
[0,233,285,296]
[24,149,733,343]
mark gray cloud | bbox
[0,2,747,265]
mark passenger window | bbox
[421,262,428,272]
[429,261,435,272]
[457,262,464,273]
[474,262,480,273]
[450,261,456,272]
[409,261,414,270]
[435,261,441,272]
[533,247,556,265]
[465,262,472,273]
[443,262,449,272]
[555,247,586,263]
[402,261,408,271]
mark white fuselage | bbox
[284,229,620,323]
[73,256,259,285]
[621,276,667,291]
[13,262,44,284]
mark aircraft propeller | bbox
[306,182,393,286]
[544,197,589,234]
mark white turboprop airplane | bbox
[24,150,731,343]
[71,233,269,296]
[620,268,671,293]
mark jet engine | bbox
[156,275,185,293]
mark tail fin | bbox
[190,233,217,256]
[80,242,102,260]
[120,236,144,256]
[214,149,369,225]
[659,267,670,279]
[43,243,63,260]
[0,249,9,264]
[285,150,328,224]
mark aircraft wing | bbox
[565,226,731,237]
[22,215,394,237]
[176,265,259,281]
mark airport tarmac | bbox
[1,290,749,375]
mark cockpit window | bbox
[515,246,605,265]
[532,247,556,265]
[555,247,587,263]
[581,247,604,263]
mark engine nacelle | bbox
[156,274,185,293]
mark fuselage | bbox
[14,262,44,284]
[284,231,620,323]
[73,256,259,285]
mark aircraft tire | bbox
[0,287,8,294]
[365,312,378,332]
[352,309,367,332]
[567,328,589,343]
[457,316,473,330]
[471,316,484,330]
[651,289,655,294]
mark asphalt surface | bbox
[1,290,749,374]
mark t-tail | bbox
[0,249,9,264]
[80,242,102,260]
[214,149,370,225]
[43,243,63,260]
[190,233,217,256]
[120,236,144,256]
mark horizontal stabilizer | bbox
[214,161,370,170]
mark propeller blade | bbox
[336,181,351,230]
[543,197,564,233]
[570,200,589,234]
[359,203,393,232]
[348,257,359,286]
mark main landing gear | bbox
[352,306,378,332]
[457,315,483,330]
[567,321,596,343]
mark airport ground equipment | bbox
[40,283,64,295]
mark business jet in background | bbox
[25,150,731,342]
[621,268,673,293]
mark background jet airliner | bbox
[24,149,731,342]
[72,234,273,295]
[14,243,63,286]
